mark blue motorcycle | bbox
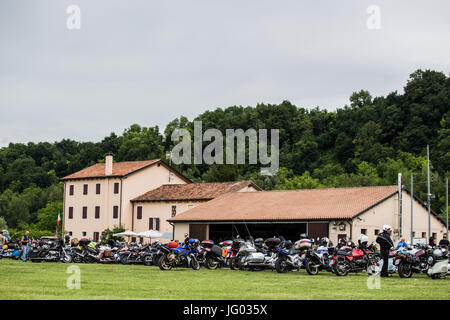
[158,239,200,271]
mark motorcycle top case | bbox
[201,240,214,248]
[222,240,232,246]
[232,239,245,248]
[264,238,281,248]
[295,239,312,249]
[168,242,178,248]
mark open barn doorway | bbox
[208,223,308,243]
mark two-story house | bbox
[61,155,190,240]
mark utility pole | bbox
[411,174,414,245]
[427,145,431,239]
[398,173,402,237]
[446,178,448,240]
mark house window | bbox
[422,232,426,238]
[68,231,72,236]
[169,172,174,182]
[374,229,379,236]
[171,205,177,217]
[68,207,74,219]
[432,233,437,239]
[137,206,143,220]
[82,207,87,219]
[149,217,160,231]
[361,229,367,235]
[95,206,100,219]
[412,232,415,237]
[82,231,86,237]
[93,232,99,242]
[114,183,120,194]
[69,185,74,196]
[83,184,88,195]
[113,206,119,219]
[96,183,101,195]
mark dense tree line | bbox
[0,69,448,236]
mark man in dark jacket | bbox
[376,225,394,277]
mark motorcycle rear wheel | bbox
[205,257,219,270]
[398,262,413,278]
[333,260,349,276]
[305,260,320,275]
[159,255,173,271]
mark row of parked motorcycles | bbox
[196,234,450,279]
[1,234,449,279]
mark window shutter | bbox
[114,183,119,194]
[137,206,142,220]
[156,218,160,231]
[95,206,100,219]
[69,207,73,219]
[149,218,153,230]
[69,185,74,196]
[113,206,118,219]
[96,184,101,195]
[83,184,88,195]
[82,207,87,219]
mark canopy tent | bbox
[135,230,162,238]
[112,231,139,237]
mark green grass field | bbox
[0,259,448,300]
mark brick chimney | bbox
[105,154,113,176]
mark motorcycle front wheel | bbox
[62,254,73,263]
[398,262,413,278]
[275,258,288,273]
[191,258,200,270]
[143,255,153,266]
[229,257,239,270]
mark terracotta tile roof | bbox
[169,185,399,222]
[61,159,161,180]
[131,181,261,202]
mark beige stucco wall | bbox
[132,200,206,242]
[121,164,186,230]
[173,222,190,242]
[63,178,122,239]
[63,163,187,240]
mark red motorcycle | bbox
[332,241,379,276]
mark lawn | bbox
[0,259,448,300]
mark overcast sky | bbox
[0,0,449,147]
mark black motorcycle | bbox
[202,240,227,270]
[29,240,72,263]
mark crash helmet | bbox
[358,234,369,246]
[320,237,330,246]
[300,233,307,239]
[254,238,264,246]
[382,225,392,232]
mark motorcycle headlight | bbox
[427,256,434,265]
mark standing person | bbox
[438,234,449,247]
[183,233,189,245]
[20,231,30,262]
[376,225,394,277]
[396,237,408,249]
